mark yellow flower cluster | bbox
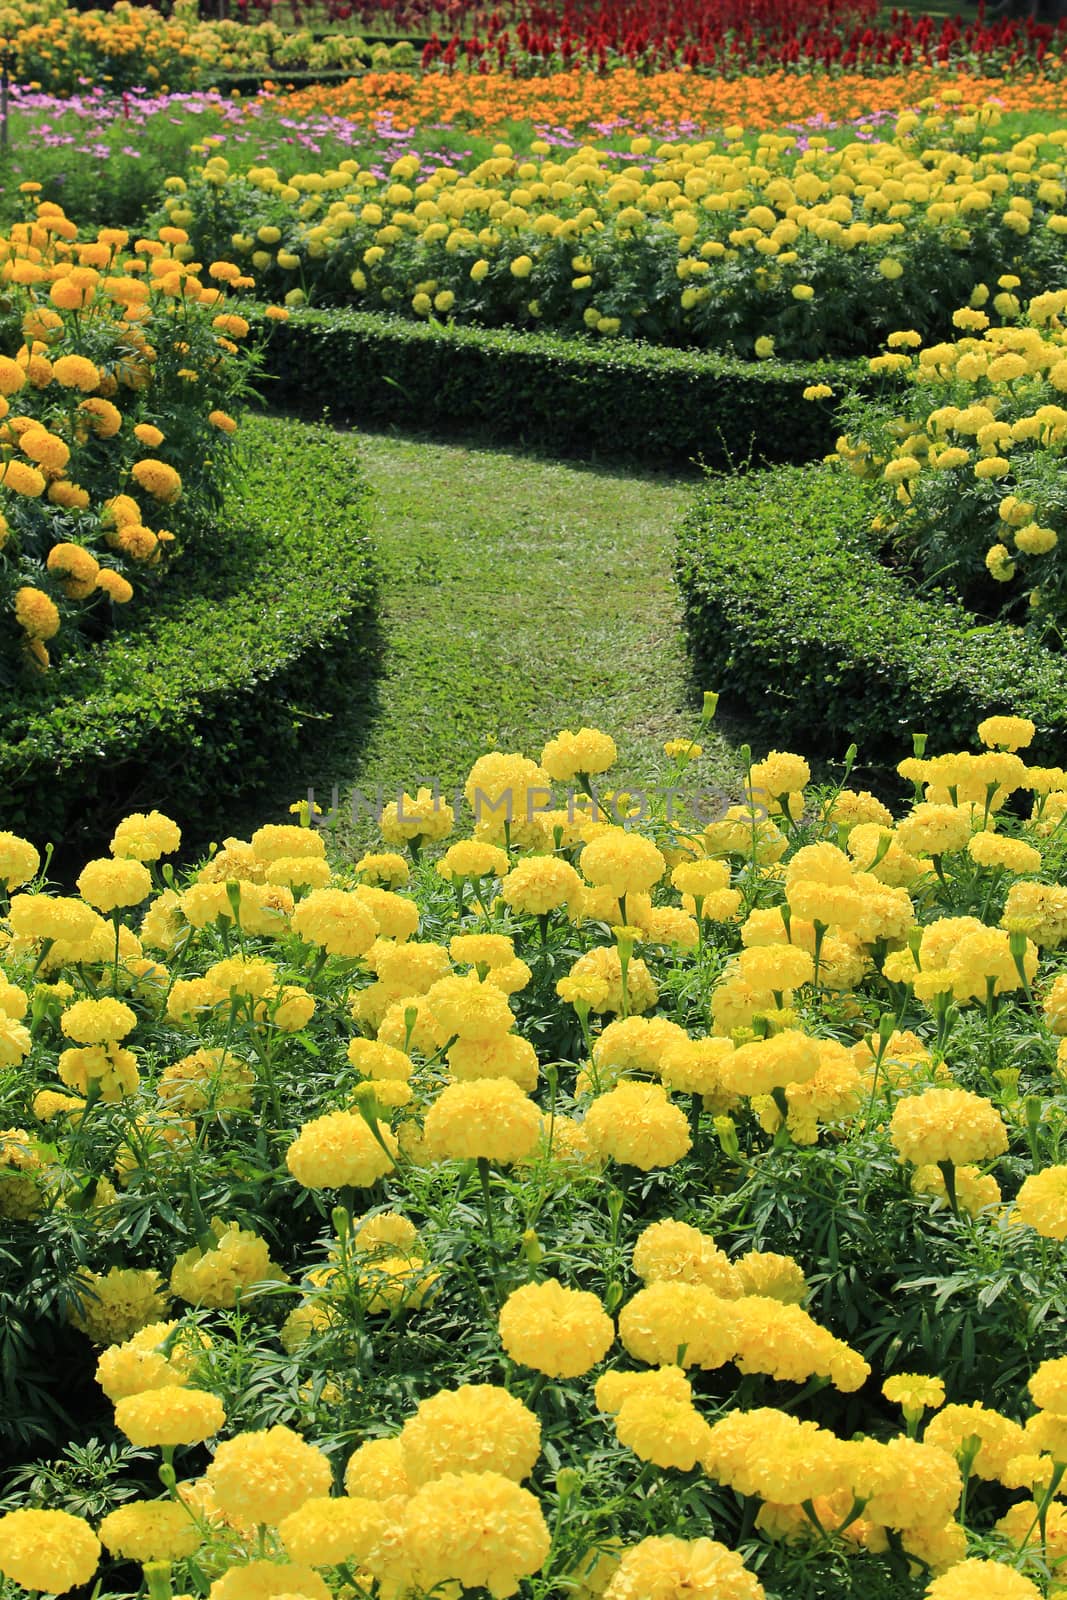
[0,201,253,667]
[180,105,1067,360]
[6,709,1067,1599]
[840,284,1067,625]
[9,0,369,95]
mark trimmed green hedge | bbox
[0,416,378,847]
[254,307,861,469]
[674,462,1067,764]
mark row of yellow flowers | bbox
[160,98,1067,359]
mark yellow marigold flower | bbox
[704,1407,851,1503]
[632,1219,737,1294]
[925,1560,1041,1600]
[111,810,181,862]
[286,1110,397,1189]
[602,1535,764,1600]
[76,856,152,911]
[447,1033,539,1090]
[664,738,703,760]
[977,714,1036,751]
[291,888,378,957]
[59,1043,139,1101]
[540,727,617,782]
[0,1017,32,1069]
[424,972,515,1040]
[889,1087,1007,1167]
[348,1038,414,1082]
[967,832,1042,875]
[986,541,1015,577]
[619,1280,737,1370]
[46,542,99,599]
[423,1077,541,1165]
[380,787,455,845]
[344,1436,412,1501]
[580,828,666,898]
[70,1266,168,1345]
[560,945,658,1014]
[278,1495,392,1567]
[502,856,583,915]
[403,1470,550,1597]
[209,408,238,433]
[924,1404,1027,1481]
[593,1014,689,1078]
[353,1211,419,1256]
[95,1320,198,1402]
[133,423,165,447]
[732,1251,808,1304]
[498,1279,614,1378]
[1030,1355,1067,1415]
[208,1560,330,1600]
[97,568,134,603]
[614,1394,712,1472]
[584,1080,690,1170]
[98,1500,201,1562]
[883,1369,947,1420]
[0,356,26,396]
[400,1384,541,1486]
[14,585,59,638]
[3,460,46,496]
[1014,1165,1067,1239]
[52,354,100,391]
[594,1366,692,1415]
[0,832,40,888]
[272,985,316,1031]
[355,850,410,886]
[718,1029,820,1097]
[60,996,137,1045]
[0,1509,100,1594]
[850,1433,963,1530]
[171,1220,288,1308]
[206,1425,332,1527]
[131,457,182,504]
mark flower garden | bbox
[5,2,1067,1598]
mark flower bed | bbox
[1,710,1067,1598]
[278,65,1067,131]
[834,285,1067,636]
[0,198,256,676]
[156,102,1067,361]
[3,0,369,96]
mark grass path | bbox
[308,428,748,848]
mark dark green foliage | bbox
[0,416,378,851]
[674,460,1067,766]
[254,307,860,469]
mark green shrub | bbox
[255,306,856,467]
[674,460,1067,765]
[0,415,378,847]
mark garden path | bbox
[320,429,746,851]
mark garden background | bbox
[2,1,1067,1598]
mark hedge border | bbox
[253,306,862,469]
[674,461,1067,766]
[1,414,378,846]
